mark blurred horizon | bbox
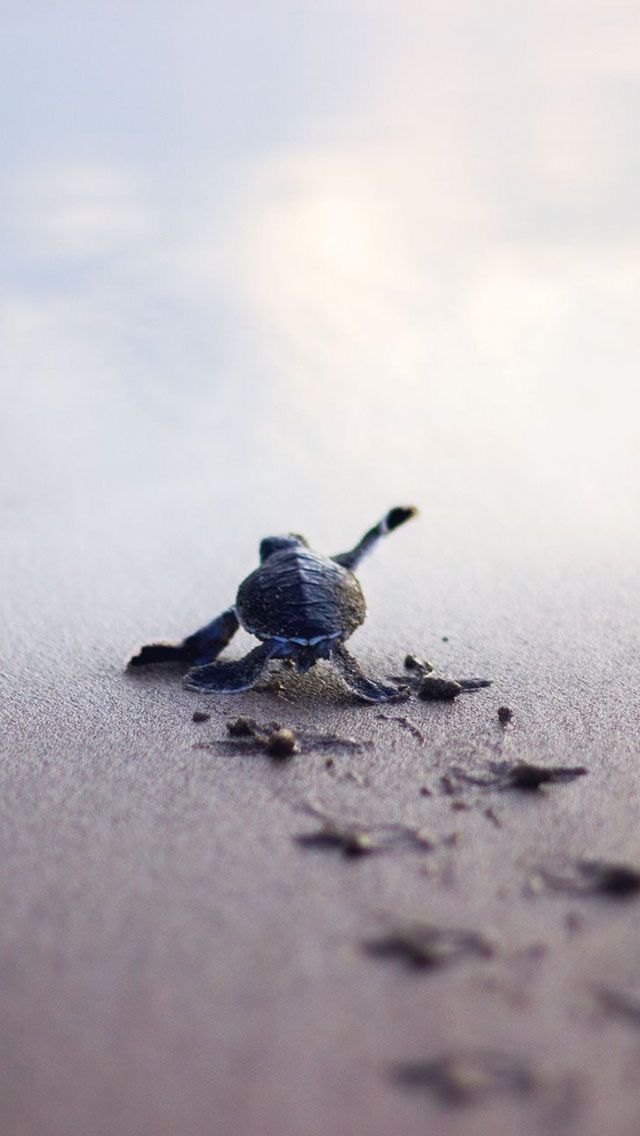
[1,0,639,563]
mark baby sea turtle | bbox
[128,506,417,702]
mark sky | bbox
[1,0,639,564]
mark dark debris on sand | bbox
[531,860,640,900]
[227,717,372,753]
[418,676,463,700]
[363,923,495,970]
[596,986,640,1027]
[192,710,210,723]
[446,760,588,793]
[226,716,261,738]
[227,717,298,758]
[195,717,373,759]
[295,823,375,857]
[375,712,424,742]
[390,655,492,700]
[404,654,434,674]
[418,674,491,700]
[294,804,437,859]
[264,728,299,757]
[392,1050,540,1106]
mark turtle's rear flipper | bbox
[128,607,239,669]
[184,642,275,693]
[332,644,409,703]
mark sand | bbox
[2,484,640,1136]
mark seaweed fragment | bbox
[364,923,494,970]
[497,706,513,724]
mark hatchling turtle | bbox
[128,506,417,702]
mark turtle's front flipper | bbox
[184,641,275,693]
[332,506,418,571]
[332,644,409,703]
[128,607,239,669]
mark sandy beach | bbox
[2,4,640,1134]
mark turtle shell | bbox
[236,547,366,642]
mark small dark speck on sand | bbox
[440,775,458,796]
[441,832,460,848]
[325,758,334,769]
[420,786,433,797]
[533,860,640,900]
[483,807,502,828]
[192,710,210,723]
[392,1050,539,1106]
[364,924,494,971]
[565,912,584,935]
[497,706,513,724]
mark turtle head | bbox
[259,533,308,563]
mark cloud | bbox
[5,162,152,261]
